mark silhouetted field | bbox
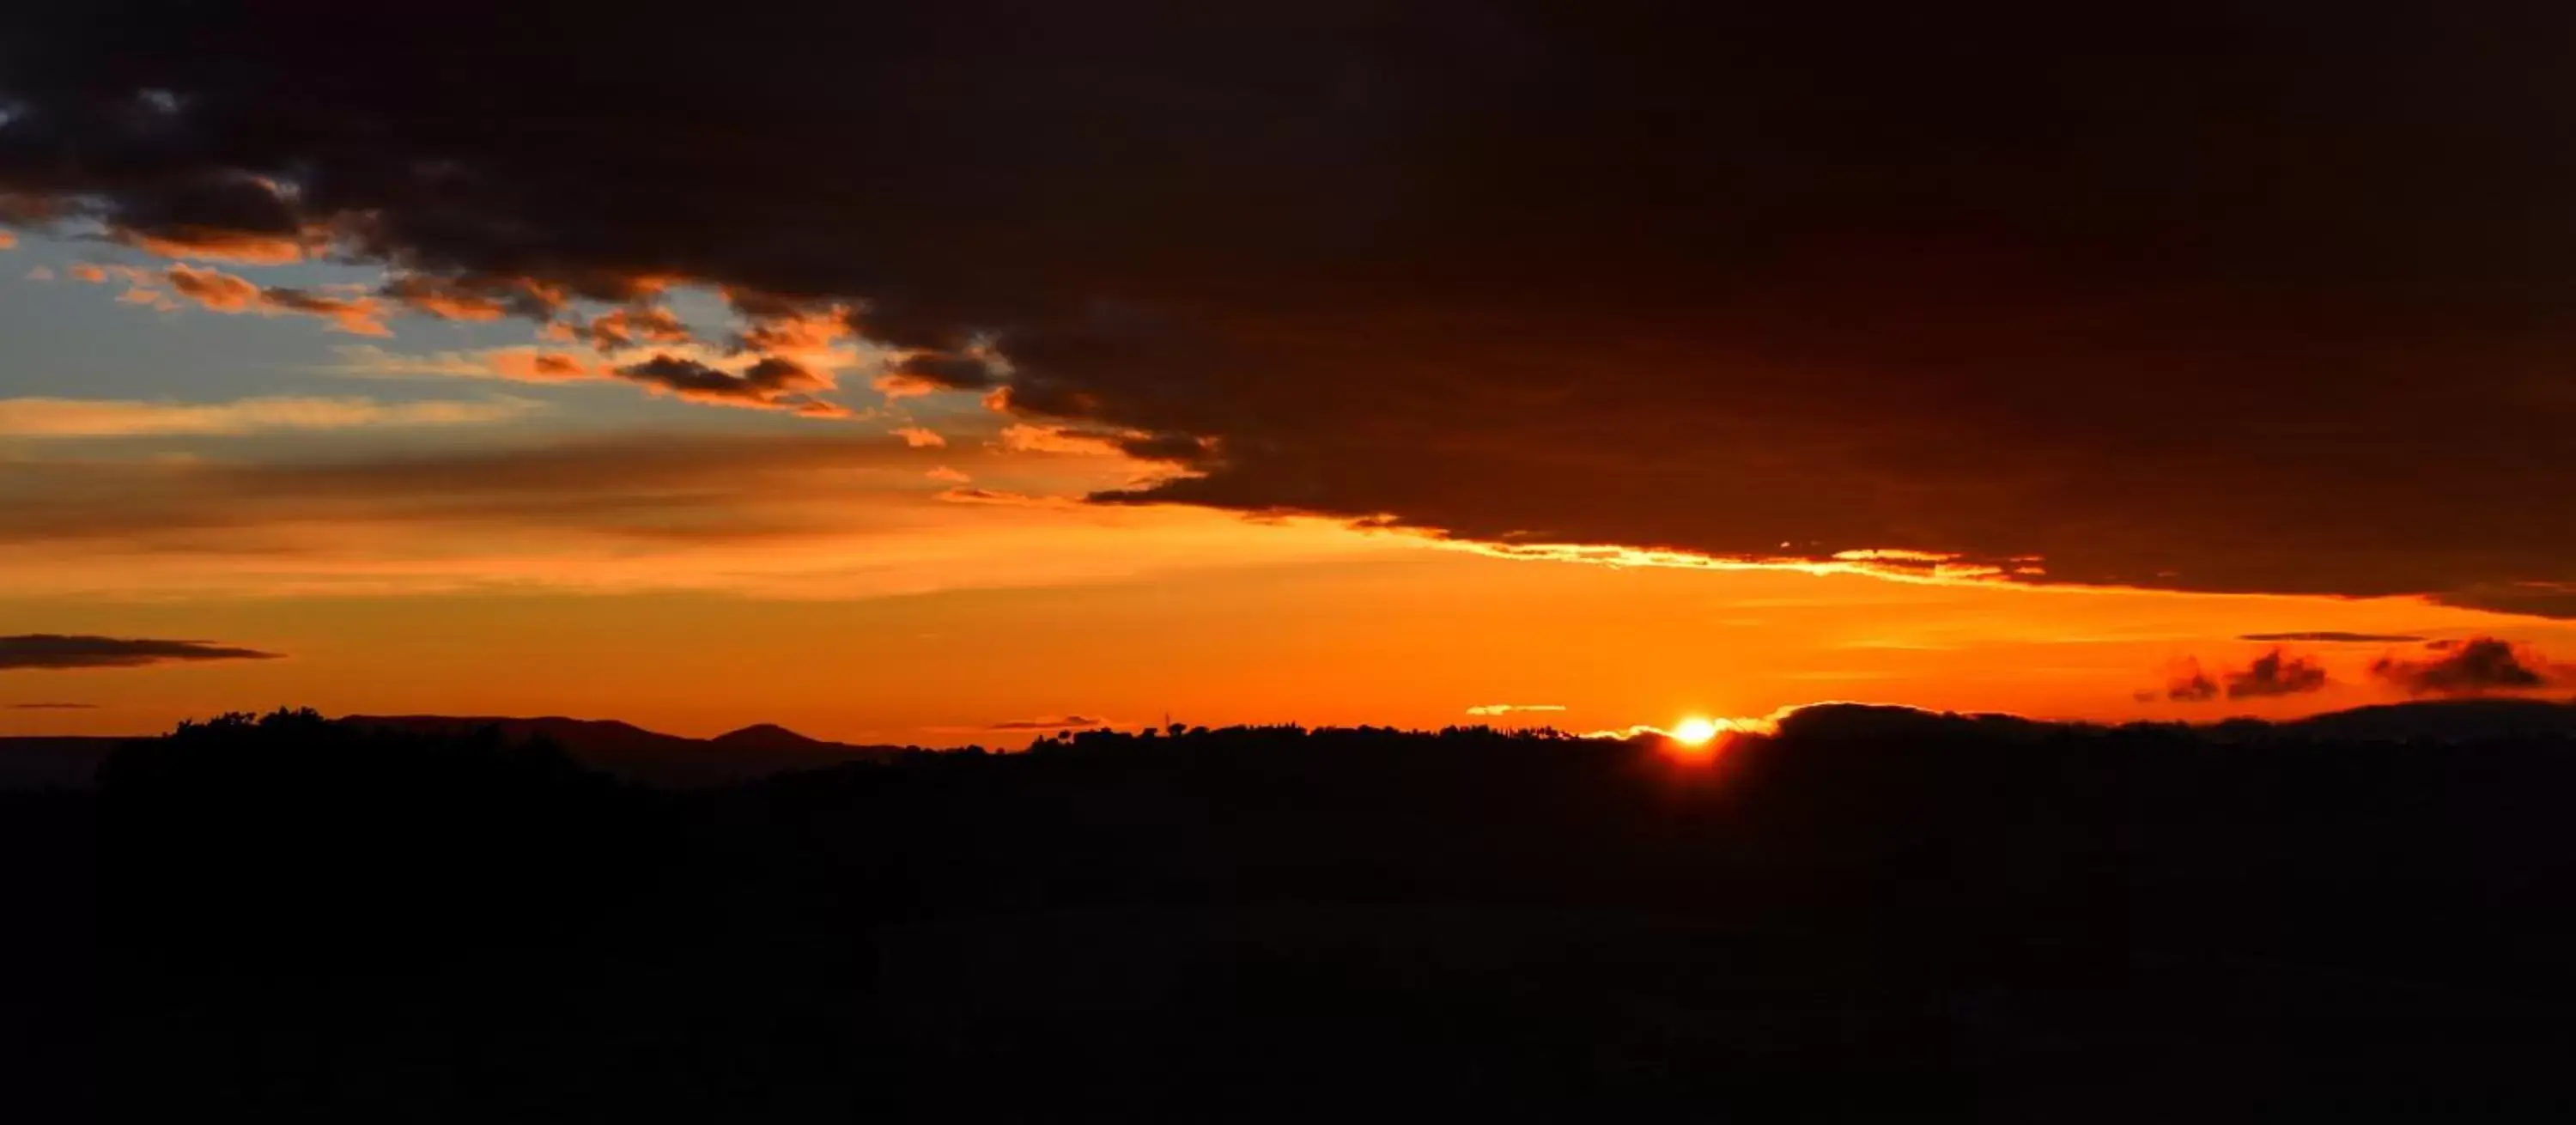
[50,703,2576,1120]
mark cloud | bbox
[0,395,539,437]
[7,702,98,709]
[893,426,946,448]
[2163,661,2221,703]
[125,228,305,265]
[2157,648,2333,702]
[999,424,1129,455]
[0,431,1409,598]
[2239,632,2426,644]
[730,297,861,372]
[489,350,601,382]
[10,5,2576,611]
[612,354,842,414]
[2221,648,2330,699]
[325,344,836,409]
[2371,637,2561,697]
[875,351,998,398]
[925,465,971,483]
[935,486,1060,506]
[574,306,695,351]
[988,715,1107,730]
[255,286,392,336]
[0,634,280,670]
[118,263,391,335]
[380,274,562,322]
[1464,703,1567,716]
[25,265,52,281]
[321,344,599,382]
[100,170,308,263]
[0,230,13,249]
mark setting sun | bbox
[1671,717,1722,745]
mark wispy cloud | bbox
[79,262,389,335]
[0,395,540,437]
[1464,703,1567,716]
[0,635,280,671]
[2239,631,2426,644]
[990,715,1107,730]
[316,343,849,416]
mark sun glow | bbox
[1670,716,1722,745]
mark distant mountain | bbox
[0,735,125,789]
[16,698,2576,792]
[334,715,909,787]
[2275,697,2576,742]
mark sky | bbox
[3,3,2573,742]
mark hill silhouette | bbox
[0,734,122,789]
[16,698,2576,794]
[335,714,908,786]
[42,701,2576,1119]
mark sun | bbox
[1670,717,1722,745]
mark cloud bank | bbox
[4,4,2574,610]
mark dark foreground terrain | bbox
[27,702,2576,1120]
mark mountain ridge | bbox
[334,714,909,787]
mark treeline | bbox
[81,703,2576,1120]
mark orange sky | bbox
[8,515,2567,743]
[6,10,2576,746]
[2,252,2567,745]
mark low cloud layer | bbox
[4,5,2575,610]
[2160,648,2332,703]
[0,395,538,437]
[2371,638,2562,697]
[1465,703,1567,716]
[0,432,1405,599]
[0,635,281,671]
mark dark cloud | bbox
[2239,632,2426,644]
[8,702,99,709]
[0,634,280,670]
[875,352,999,398]
[2371,637,2561,697]
[5,3,2576,610]
[2164,665,2221,703]
[104,171,307,263]
[1116,432,1217,465]
[2222,648,2330,699]
[611,355,841,414]
[989,715,1107,731]
[2159,648,2331,702]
